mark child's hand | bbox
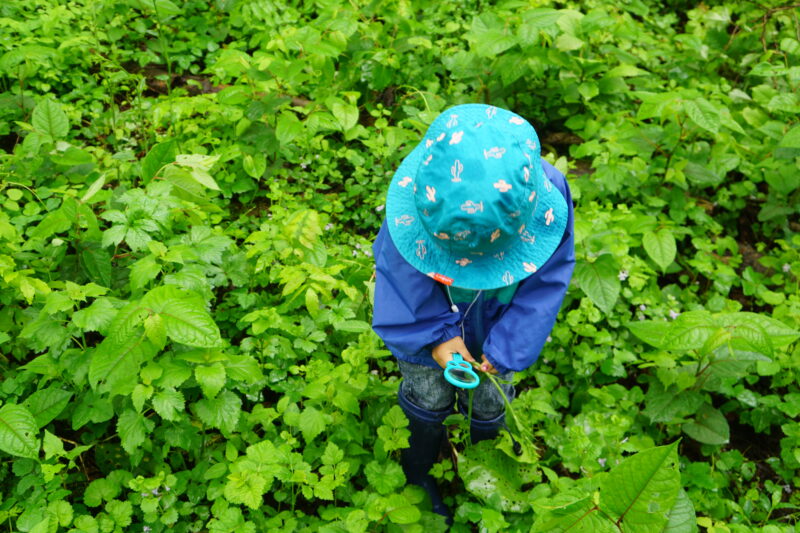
[479,355,498,375]
[432,336,475,369]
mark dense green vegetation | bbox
[1,0,799,530]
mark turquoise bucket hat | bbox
[385,104,568,290]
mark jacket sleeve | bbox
[482,164,576,374]
[371,220,463,358]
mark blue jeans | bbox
[398,360,515,421]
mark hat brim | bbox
[386,137,568,290]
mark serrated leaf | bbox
[574,254,620,313]
[386,492,422,525]
[643,229,677,273]
[141,286,222,347]
[365,460,405,495]
[72,297,117,333]
[298,406,326,443]
[129,255,161,291]
[0,404,39,458]
[32,98,68,139]
[224,471,267,509]
[682,404,729,445]
[195,362,226,398]
[194,390,241,433]
[117,409,154,454]
[330,101,359,131]
[600,441,681,531]
[152,388,184,421]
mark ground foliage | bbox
[0,0,799,531]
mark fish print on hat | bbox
[385,103,569,291]
[484,147,506,159]
[493,179,512,192]
[461,200,484,214]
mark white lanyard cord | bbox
[446,286,482,339]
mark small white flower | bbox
[618,270,629,281]
[300,162,308,170]
[376,205,385,212]
[355,243,362,249]
[546,335,552,343]
[639,304,647,311]
[324,223,333,231]
[370,369,379,375]
[151,488,159,496]
[363,250,372,257]
[669,310,680,320]
[782,263,791,273]
[352,250,358,257]
[598,458,607,467]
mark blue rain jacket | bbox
[371,160,575,375]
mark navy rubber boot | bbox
[397,389,452,522]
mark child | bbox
[371,104,575,518]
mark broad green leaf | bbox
[195,362,226,398]
[466,13,518,57]
[643,383,704,424]
[385,492,422,525]
[330,101,359,131]
[242,153,266,179]
[117,409,154,453]
[643,229,677,272]
[175,154,221,190]
[364,460,405,495]
[600,441,681,531]
[660,490,697,533]
[81,174,106,203]
[152,388,184,421]
[224,471,267,509]
[683,98,720,135]
[81,247,113,288]
[574,254,620,314]
[276,111,303,144]
[89,328,155,396]
[142,286,222,347]
[21,387,73,428]
[32,98,69,139]
[532,496,617,532]
[194,390,241,433]
[0,404,39,459]
[775,124,800,159]
[663,311,716,351]
[298,406,326,443]
[141,140,177,182]
[682,404,729,445]
[458,441,539,513]
[72,297,117,333]
[144,313,167,349]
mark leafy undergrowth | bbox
[0,0,798,531]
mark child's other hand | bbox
[479,355,498,375]
[432,336,475,369]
